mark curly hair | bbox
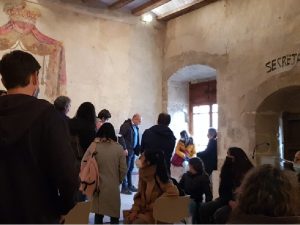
[237,164,295,217]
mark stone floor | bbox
[87,170,219,224]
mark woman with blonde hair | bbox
[229,164,300,224]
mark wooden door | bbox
[282,112,300,162]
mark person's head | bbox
[189,157,206,175]
[132,113,142,126]
[98,109,111,122]
[157,113,171,126]
[54,96,71,115]
[237,164,295,217]
[0,90,7,96]
[293,151,300,174]
[207,128,217,139]
[136,150,169,183]
[188,137,194,145]
[222,147,253,181]
[75,102,96,125]
[0,50,40,96]
[96,122,117,142]
[180,130,189,142]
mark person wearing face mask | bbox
[171,130,196,182]
[197,147,253,224]
[0,50,79,223]
[124,150,179,224]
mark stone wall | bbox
[0,0,165,132]
[163,0,300,161]
[167,80,189,140]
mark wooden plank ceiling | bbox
[78,0,219,21]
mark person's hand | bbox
[124,149,128,156]
[59,215,65,224]
[128,211,138,222]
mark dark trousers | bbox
[197,198,226,224]
[94,213,119,224]
[214,205,232,224]
[122,153,135,189]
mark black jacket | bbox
[119,119,140,155]
[197,138,217,174]
[179,171,212,203]
[0,94,79,223]
[141,124,176,168]
[69,117,96,152]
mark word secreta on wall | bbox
[265,53,300,73]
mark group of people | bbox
[0,50,300,224]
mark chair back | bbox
[65,201,91,224]
[153,195,190,223]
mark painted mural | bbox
[0,0,67,99]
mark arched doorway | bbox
[255,85,300,167]
[167,64,217,149]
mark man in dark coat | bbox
[0,50,79,223]
[197,128,218,176]
[53,95,71,121]
[141,113,176,174]
[119,113,141,194]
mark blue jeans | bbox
[122,152,135,189]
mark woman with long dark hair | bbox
[69,102,97,156]
[126,150,179,224]
[197,147,253,224]
[87,123,127,224]
[69,102,97,202]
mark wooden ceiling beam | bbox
[108,0,134,10]
[157,0,219,21]
[132,0,171,16]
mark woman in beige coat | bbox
[85,123,127,224]
[126,150,179,224]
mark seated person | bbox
[125,150,179,224]
[229,164,300,224]
[179,157,212,223]
[197,147,253,224]
[171,130,195,182]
